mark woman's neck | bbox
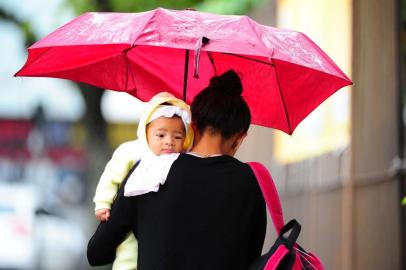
[190,132,225,156]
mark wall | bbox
[351,0,400,268]
[240,0,402,269]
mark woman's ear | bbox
[191,122,197,132]
[233,133,247,150]
[190,122,201,147]
[228,133,247,156]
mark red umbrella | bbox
[15,8,352,134]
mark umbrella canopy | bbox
[15,8,352,134]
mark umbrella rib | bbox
[183,49,190,101]
[17,46,131,77]
[130,10,158,46]
[123,45,138,92]
[221,53,274,66]
[244,16,272,56]
[124,52,129,91]
[127,58,137,92]
[271,61,292,134]
[14,47,52,76]
[207,51,218,76]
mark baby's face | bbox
[146,116,186,155]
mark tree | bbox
[0,8,36,47]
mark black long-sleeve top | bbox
[87,153,267,270]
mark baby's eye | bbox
[175,135,184,140]
[156,133,165,138]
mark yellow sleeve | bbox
[93,140,141,210]
[112,233,138,270]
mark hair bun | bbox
[209,69,243,96]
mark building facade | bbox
[238,0,403,269]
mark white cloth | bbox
[148,105,191,132]
[124,152,180,197]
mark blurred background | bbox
[0,0,404,269]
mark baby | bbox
[93,92,193,270]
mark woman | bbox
[87,70,267,270]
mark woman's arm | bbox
[251,195,267,256]
[87,182,137,266]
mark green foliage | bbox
[67,0,265,14]
[109,0,205,12]
[402,196,406,206]
[0,7,36,46]
[20,21,37,46]
[196,0,265,15]
[68,0,98,14]
[67,0,205,13]
[403,0,406,29]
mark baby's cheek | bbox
[175,141,186,152]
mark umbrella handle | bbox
[193,36,210,78]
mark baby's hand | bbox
[95,208,110,221]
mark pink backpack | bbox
[248,162,324,270]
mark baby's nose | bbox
[165,137,174,145]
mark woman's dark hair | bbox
[191,69,251,139]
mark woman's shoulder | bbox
[176,153,240,163]
[176,153,255,175]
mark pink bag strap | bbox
[247,162,284,234]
